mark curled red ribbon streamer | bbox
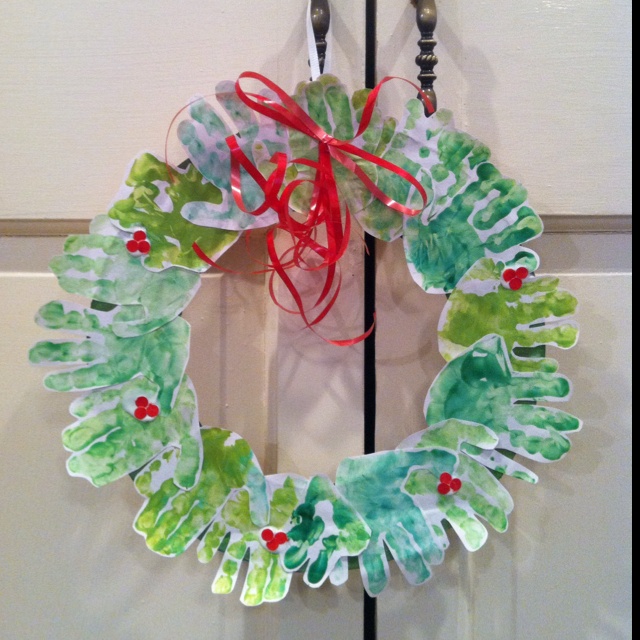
[194,72,434,346]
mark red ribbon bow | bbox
[193,72,434,346]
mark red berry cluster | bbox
[134,396,160,420]
[261,528,289,552]
[502,266,530,291]
[126,230,151,254]
[437,472,462,495]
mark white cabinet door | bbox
[374,232,632,640]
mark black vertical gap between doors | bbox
[363,1,378,639]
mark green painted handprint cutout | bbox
[62,376,202,489]
[108,153,239,271]
[179,75,433,242]
[288,75,429,241]
[177,80,288,230]
[396,105,543,293]
[335,448,457,596]
[28,301,190,411]
[399,420,515,550]
[439,256,579,372]
[197,474,307,606]
[288,76,377,219]
[49,215,200,337]
[283,474,371,588]
[133,427,268,557]
[425,335,582,464]
[353,97,433,242]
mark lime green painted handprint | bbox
[28,301,190,411]
[289,75,359,153]
[197,474,306,606]
[49,217,200,337]
[425,335,582,464]
[133,428,268,557]
[282,474,371,588]
[62,376,202,489]
[108,153,238,271]
[399,420,515,550]
[408,414,539,484]
[439,256,579,372]
[335,448,457,596]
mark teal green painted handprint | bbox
[108,153,239,271]
[133,428,268,557]
[439,256,579,372]
[62,376,202,489]
[335,448,457,596]
[392,105,543,293]
[49,216,200,337]
[28,301,190,411]
[399,420,515,550]
[282,474,371,587]
[177,80,289,230]
[197,474,306,606]
[425,335,582,464]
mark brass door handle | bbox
[413,0,438,113]
[310,0,331,75]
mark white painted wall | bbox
[0,1,632,638]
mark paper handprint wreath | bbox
[29,73,581,606]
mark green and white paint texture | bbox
[439,255,579,372]
[108,153,240,271]
[398,107,543,293]
[28,73,581,605]
[63,377,202,490]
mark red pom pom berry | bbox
[437,472,462,494]
[126,230,150,254]
[133,396,159,420]
[509,278,523,291]
[146,403,160,418]
[274,532,289,545]
[503,266,529,290]
[261,528,288,551]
